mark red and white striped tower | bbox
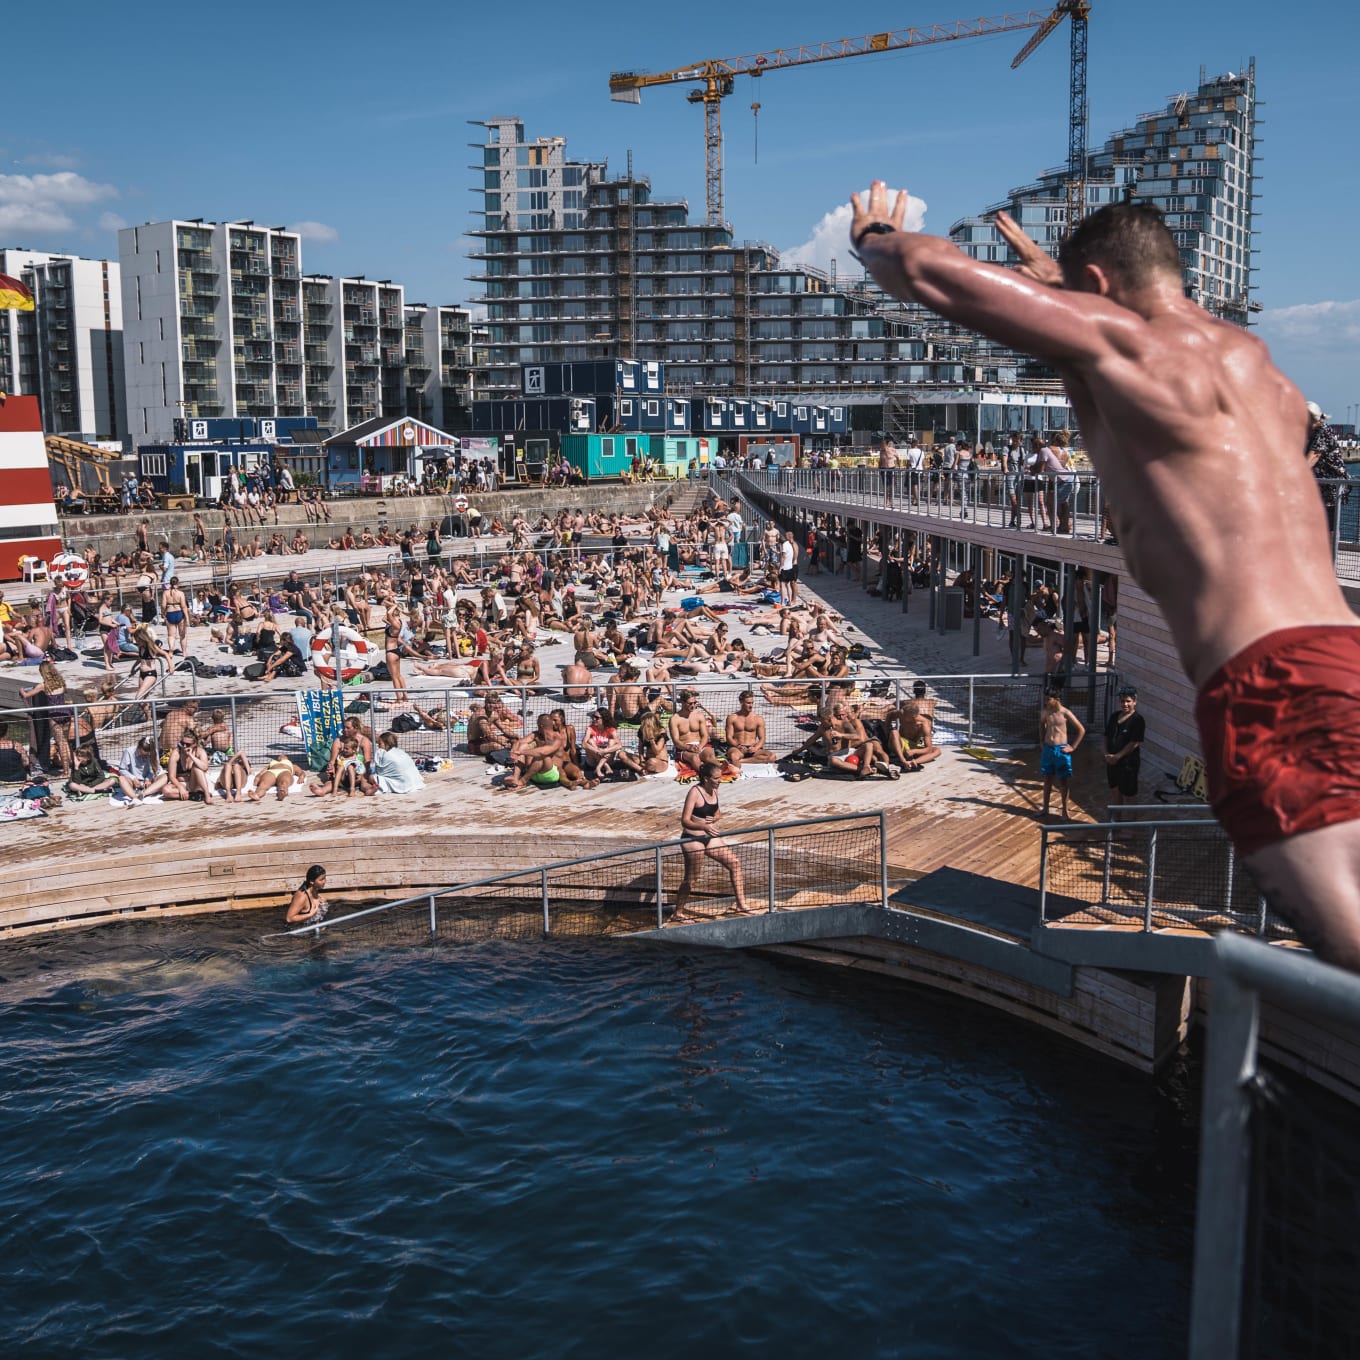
[0,395,61,581]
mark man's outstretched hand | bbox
[995,211,1063,287]
[850,181,908,248]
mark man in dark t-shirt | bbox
[1104,686,1146,804]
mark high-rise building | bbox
[950,63,1259,325]
[119,219,305,442]
[0,249,125,443]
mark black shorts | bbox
[1106,758,1140,797]
[778,567,798,584]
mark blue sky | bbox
[5,0,1358,420]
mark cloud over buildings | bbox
[289,220,339,243]
[0,171,118,235]
[779,190,928,273]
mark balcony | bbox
[274,305,300,322]
[272,262,301,281]
[276,345,301,365]
[181,298,218,318]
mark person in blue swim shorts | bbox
[1040,694,1085,820]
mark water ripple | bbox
[0,920,1195,1358]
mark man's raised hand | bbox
[850,182,908,247]
[995,211,1063,287]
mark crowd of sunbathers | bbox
[7,490,947,811]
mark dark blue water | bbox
[0,920,1196,1358]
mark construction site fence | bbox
[1191,933,1360,1359]
[758,467,1360,581]
[4,671,1110,776]
[266,810,887,945]
[1038,819,1295,941]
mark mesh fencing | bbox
[3,672,1075,780]
[1039,821,1296,939]
[1244,1063,1360,1359]
[269,815,884,948]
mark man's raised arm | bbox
[849,181,1141,369]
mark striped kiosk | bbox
[0,395,61,582]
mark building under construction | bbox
[466,63,1259,432]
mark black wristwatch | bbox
[852,221,897,251]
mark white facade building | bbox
[0,249,126,444]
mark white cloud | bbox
[0,171,117,235]
[779,189,928,274]
[289,220,338,243]
[1255,299,1360,419]
[1256,298,1360,349]
[97,211,128,232]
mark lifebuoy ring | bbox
[311,634,374,682]
[453,494,469,513]
[50,551,88,587]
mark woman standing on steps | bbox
[671,762,752,924]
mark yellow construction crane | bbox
[1011,0,1090,234]
[610,10,1058,227]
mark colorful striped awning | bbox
[0,273,35,312]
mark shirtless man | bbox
[724,690,775,771]
[561,658,594,703]
[503,714,567,790]
[1035,694,1085,819]
[852,182,1360,967]
[668,690,716,774]
[889,700,943,773]
[607,662,647,725]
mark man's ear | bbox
[1081,262,1112,296]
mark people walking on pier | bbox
[851,183,1360,968]
[672,761,751,922]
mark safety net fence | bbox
[263,811,885,948]
[5,672,1092,787]
[1039,819,1296,941]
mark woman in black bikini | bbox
[384,604,409,700]
[130,624,171,703]
[285,864,328,925]
[672,761,751,922]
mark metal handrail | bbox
[1190,934,1360,1359]
[1037,817,1275,937]
[745,467,1360,579]
[264,808,887,939]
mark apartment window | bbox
[620,398,634,416]
[646,399,659,417]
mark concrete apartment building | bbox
[0,249,126,443]
[119,219,306,443]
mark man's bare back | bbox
[851,183,1360,967]
[851,182,1353,688]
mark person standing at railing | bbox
[1305,402,1349,538]
[1103,686,1145,807]
[1036,693,1085,821]
[671,762,752,923]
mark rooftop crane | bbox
[1011,0,1090,234]
[610,11,1058,227]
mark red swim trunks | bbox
[1195,625,1360,856]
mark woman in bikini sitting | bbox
[671,761,752,923]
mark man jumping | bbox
[850,182,1360,968]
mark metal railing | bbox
[265,809,887,941]
[1190,932,1360,1359]
[751,468,1360,581]
[4,670,1085,785]
[1038,819,1294,941]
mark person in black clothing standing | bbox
[1104,686,1146,806]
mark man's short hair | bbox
[1058,201,1184,292]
